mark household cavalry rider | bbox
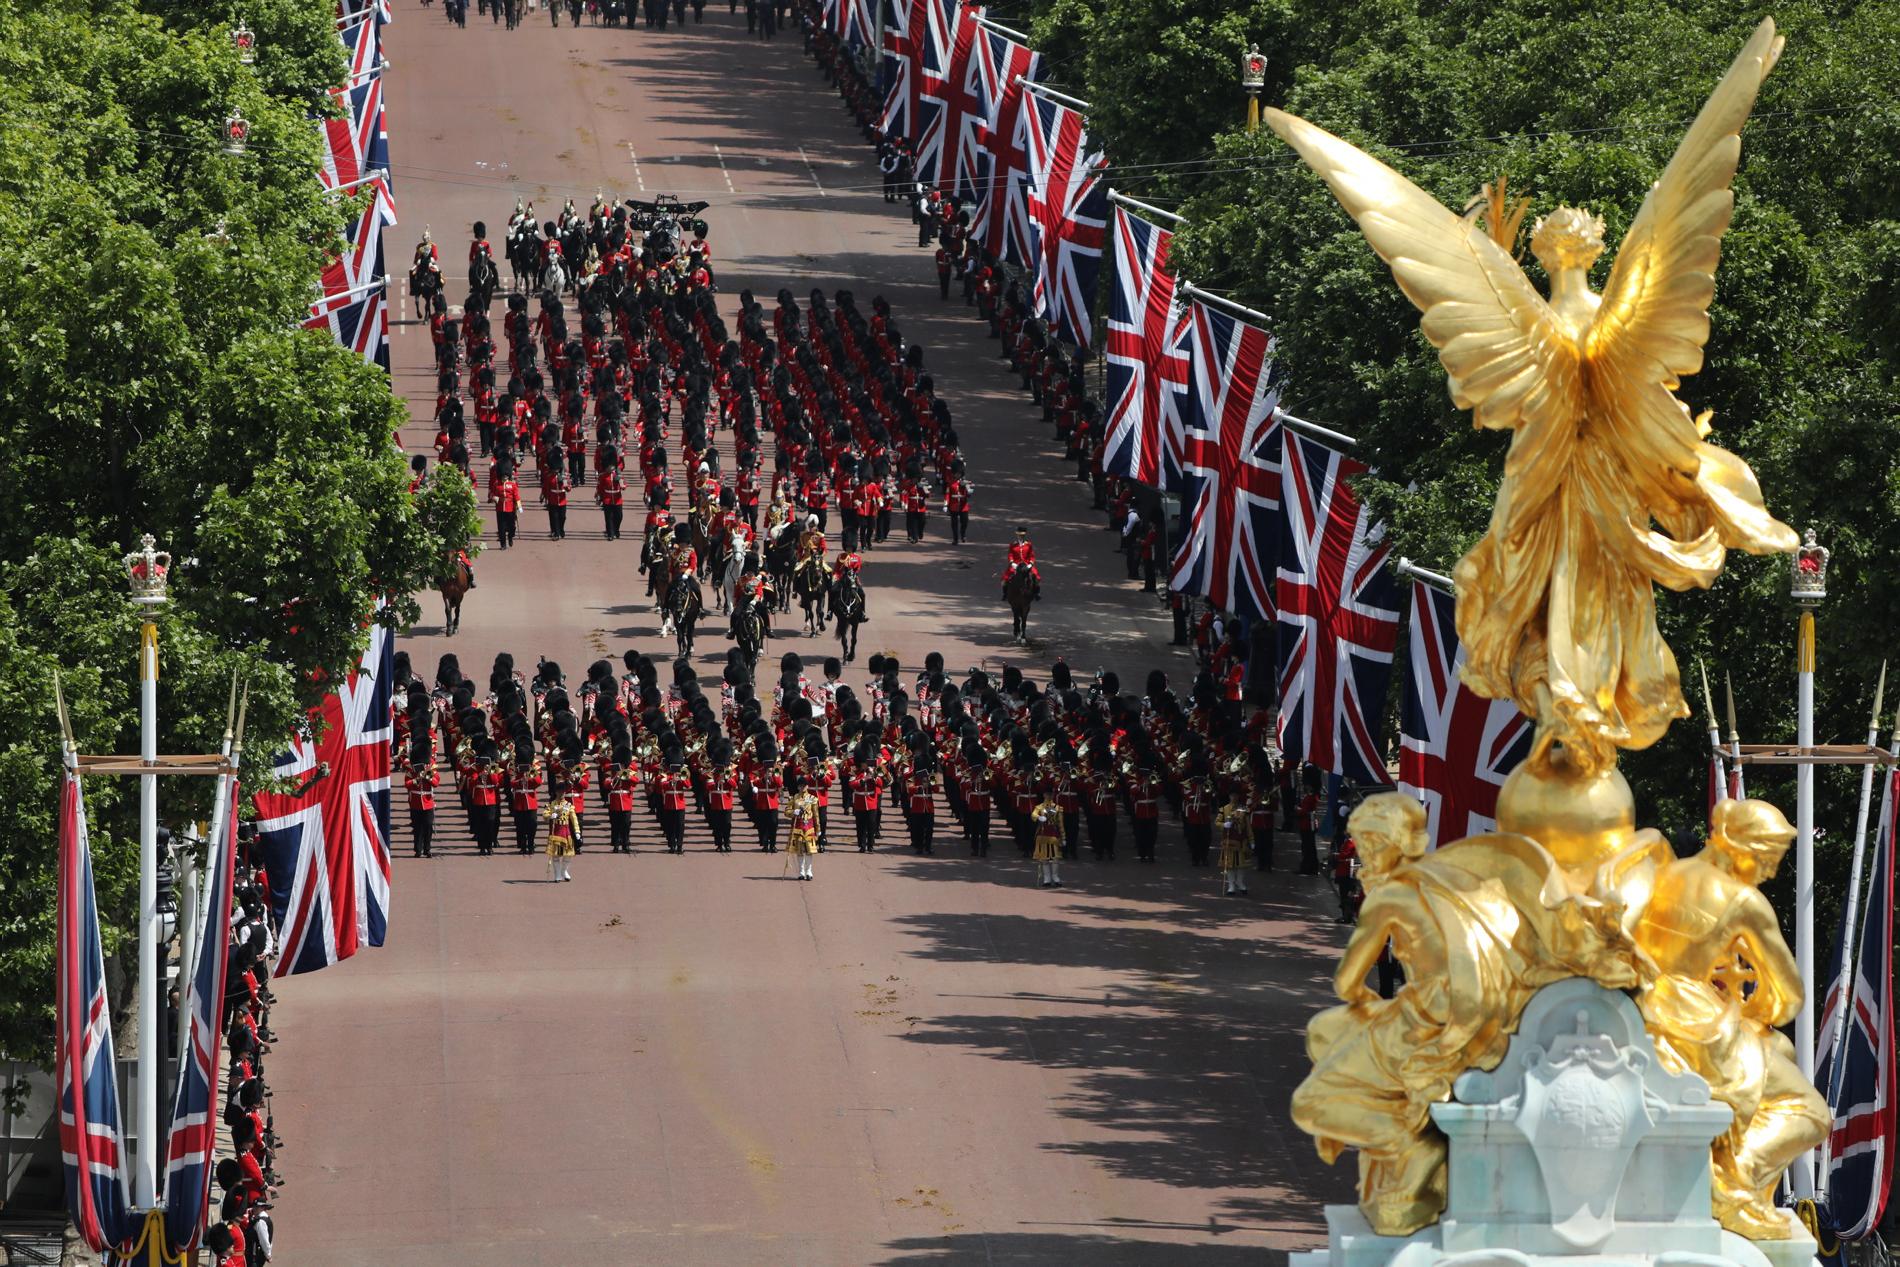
[1002,524,1040,600]
[796,514,827,573]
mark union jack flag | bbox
[55,770,135,1254]
[1818,771,1897,1240]
[253,623,395,976]
[161,781,239,1255]
[339,0,392,26]
[1397,582,1532,846]
[823,0,876,47]
[307,176,394,370]
[1101,204,1188,487]
[1167,299,1281,621]
[339,9,382,81]
[1023,93,1107,347]
[964,28,1041,262]
[1275,430,1400,787]
[318,74,390,195]
[878,0,938,140]
[912,0,977,193]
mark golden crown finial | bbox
[125,534,172,605]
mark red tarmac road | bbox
[267,6,1354,1261]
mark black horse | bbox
[830,571,865,662]
[665,573,702,660]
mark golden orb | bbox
[1494,753,1637,879]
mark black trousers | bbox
[908,812,934,854]
[513,809,537,854]
[708,807,732,851]
[1007,807,1032,855]
[1132,815,1159,861]
[949,510,968,543]
[497,509,517,548]
[660,807,686,852]
[410,807,434,857]
[938,270,951,299]
[967,806,990,856]
[1184,822,1211,866]
[1062,809,1080,859]
[1085,810,1116,860]
[608,807,632,852]
[854,808,878,851]
[473,803,500,854]
[906,510,925,542]
[548,504,566,539]
[1299,829,1320,875]
[756,807,779,851]
[602,503,623,539]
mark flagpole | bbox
[1699,661,1727,810]
[971,13,1030,43]
[176,676,239,1074]
[1106,189,1184,226]
[1725,673,1747,799]
[126,535,169,1212]
[1790,529,1828,1197]
[321,167,392,198]
[1177,280,1272,329]
[1015,77,1092,112]
[1394,558,1453,593]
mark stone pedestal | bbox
[1289,979,1818,1267]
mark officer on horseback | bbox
[1003,525,1040,600]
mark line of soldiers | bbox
[205,837,283,1265]
[388,643,1304,897]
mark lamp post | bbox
[124,534,170,1210]
[1239,44,1266,132]
[1790,525,1829,1195]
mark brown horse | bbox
[1005,566,1035,645]
[439,555,472,636]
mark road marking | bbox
[399,277,408,322]
[712,144,736,193]
[798,146,826,196]
[626,142,644,191]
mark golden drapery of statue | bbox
[1266,17,1827,1244]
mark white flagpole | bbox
[1016,76,1091,111]
[1394,558,1453,594]
[1699,661,1727,808]
[1725,673,1747,800]
[1105,189,1184,226]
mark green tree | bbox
[0,0,475,1064]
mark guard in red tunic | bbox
[598,464,626,540]
[495,469,521,549]
[1002,525,1040,600]
[943,471,972,545]
[546,466,569,540]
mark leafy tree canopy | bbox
[1010,0,1900,925]
[0,0,476,1063]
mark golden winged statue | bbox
[1265,17,1797,781]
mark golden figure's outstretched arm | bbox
[1585,17,1798,576]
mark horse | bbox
[506,225,538,291]
[439,555,472,636]
[793,557,827,633]
[732,595,767,673]
[830,571,866,662]
[686,506,719,578]
[410,257,443,311]
[1004,566,1035,645]
[540,252,567,302]
[715,529,751,614]
[664,573,702,660]
[764,524,798,613]
[468,249,499,311]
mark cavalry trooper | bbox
[795,514,827,570]
[1001,525,1040,600]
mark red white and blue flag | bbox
[912,0,979,195]
[878,0,938,141]
[1167,299,1281,621]
[1275,430,1400,787]
[964,28,1042,262]
[1022,93,1107,347]
[339,8,383,81]
[318,75,390,194]
[307,176,394,371]
[823,0,876,48]
[1397,582,1532,846]
[253,623,394,976]
[1818,772,1897,1240]
[1101,204,1188,487]
[339,0,392,27]
[161,780,239,1254]
[55,770,136,1255]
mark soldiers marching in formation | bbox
[423,200,976,642]
[389,640,1325,899]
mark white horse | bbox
[540,252,567,299]
[717,525,750,614]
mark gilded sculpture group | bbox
[1265,18,1830,1244]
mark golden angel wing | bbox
[1585,18,1797,564]
[1262,108,1582,470]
